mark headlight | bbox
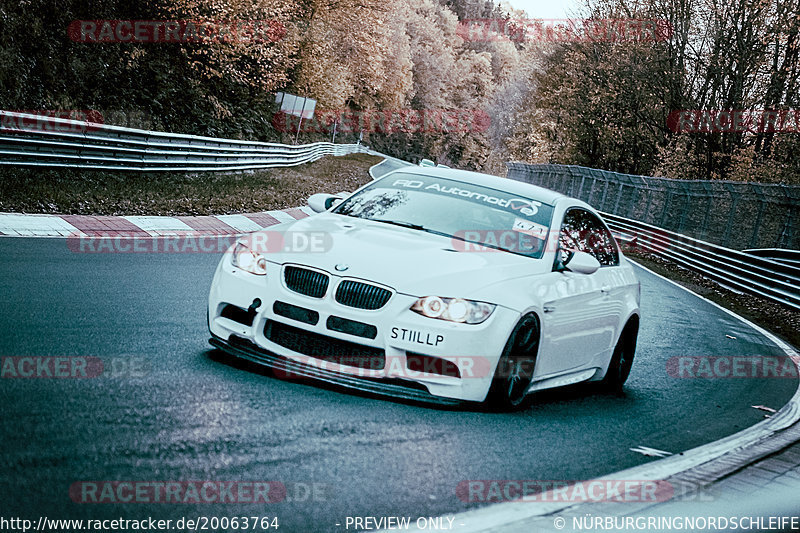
[411,296,495,324]
[231,242,267,275]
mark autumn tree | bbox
[507,0,800,183]
[1,0,523,169]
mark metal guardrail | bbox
[0,110,366,171]
[505,163,800,312]
[603,213,800,311]
[744,248,800,267]
[2,113,796,311]
[506,162,799,251]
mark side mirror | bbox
[563,250,601,275]
[308,193,343,213]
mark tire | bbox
[485,314,540,410]
[600,318,638,392]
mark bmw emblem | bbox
[334,263,349,272]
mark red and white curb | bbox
[0,149,400,238]
[0,206,315,237]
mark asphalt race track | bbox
[0,237,796,532]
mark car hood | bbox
[256,213,551,298]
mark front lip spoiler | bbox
[208,335,463,407]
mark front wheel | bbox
[485,314,540,410]
[600,318,638,392]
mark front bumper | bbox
[209,335,463,406]
[207,255,517,403]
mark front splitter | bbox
[209,335,465,407]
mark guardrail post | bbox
[612,180,625,215]
[777,185,797,249]
[677,181,691,235]
[566,166,577,197]
[699,182,713,242]
[587,170,597,205]
[598,171,611,211]
[721,183,739,249]
[749,183,767,249]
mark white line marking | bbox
[215,214,263,233]
[630,446,673,457]
[123,216,194,235]
[0,214,80,236]
[752,405,777,414]
[268,210,296,224]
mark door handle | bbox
[600,286,611,294]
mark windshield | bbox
[332,173,555,259]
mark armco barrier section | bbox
[507,162,800,311]
[0,110,365,171]
[507,162,799,250]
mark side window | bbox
[558,208,619,267]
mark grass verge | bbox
[0,153,382,216]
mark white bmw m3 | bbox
[208,166,640,409]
